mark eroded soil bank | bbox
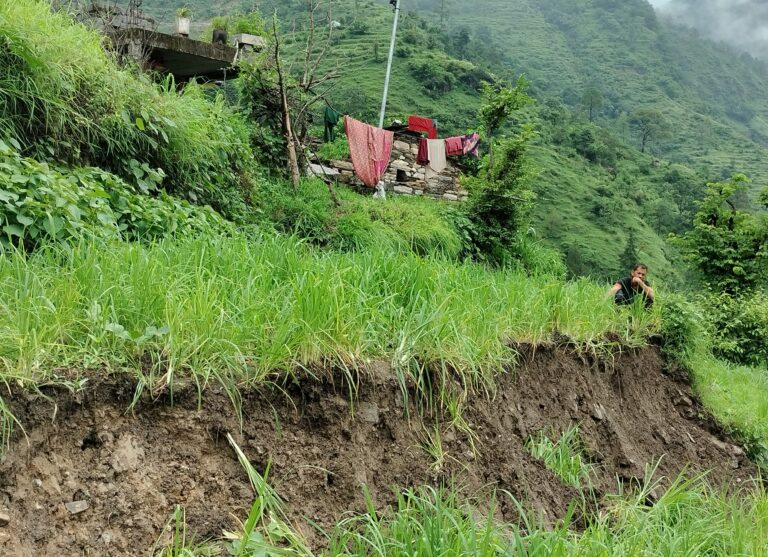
[0,345,756,555]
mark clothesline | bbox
[343,114,481,187]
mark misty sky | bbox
[647,0,768,60]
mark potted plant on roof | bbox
[176,7,191,37]
[211,16,229,45]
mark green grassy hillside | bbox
[392,0,768,187]
[270,0,701,282]
[135,0,768,282]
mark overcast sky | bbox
[646,0,768,60]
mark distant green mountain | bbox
[380,0,768,187]
[134,0,768,284]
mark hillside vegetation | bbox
[138,0,768,282]
[396,0,768,186]
[240,0,702,282]
[2,1,768,555]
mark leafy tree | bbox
[464,125,537,266]
[478,76,533,167]
[449,26,471,59]
[237,50,288,173]
[629,108,670,153]
[674,174,768,293]
[464,77,538,266]
[580,87,603,122]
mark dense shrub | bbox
[0,0,258,222]
[315,137,350,161]
[0,140,228,248]
[347,19,370,36]
[255,179,462,258]
[674,174,768,294]
[568,124,620,167]
[408,60,456,96]
[463,131,537,266]
[698,292,768,367]
[658,293,707,361]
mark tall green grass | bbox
[0,232,656,393]
[690,352,768,467]
[0,0,258,220]
[220,475,768,556]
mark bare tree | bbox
[271,15,302,191]
[246,3,341,200]
[295,0,340,141]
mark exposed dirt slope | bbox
[0,345,755,555]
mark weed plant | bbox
[220,474,768,556]
[152,505,219,557]
[0,140,228,248]
[525,426,595,489]
[151,433,768,555]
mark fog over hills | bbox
[648,0,768,60]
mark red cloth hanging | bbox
[344,116,394,188]
[445,136,464,156]
[417,137,430,165]
[407,115,438,139]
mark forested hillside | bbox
[163,0,768,187]
[135,0,768,282]
[379,0,768,185]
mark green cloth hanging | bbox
[323,106,341,142]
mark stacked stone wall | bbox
[325,135,468,202]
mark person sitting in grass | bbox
[608,263,655,308]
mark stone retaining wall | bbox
[324,134,468,202]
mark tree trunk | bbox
[273,18,301,190]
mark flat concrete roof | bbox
[111,28,239,81]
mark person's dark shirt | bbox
[614,276,653,308]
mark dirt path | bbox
[0,345,755,555]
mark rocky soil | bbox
[0,344,755,555]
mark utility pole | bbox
[440,0,446,27]
[378,0,401,128]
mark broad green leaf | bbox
[43,214,64,237]
[15,214,34,226]
[0,189,19,202]
[135,117,145,131]
[104,322,132,341]
[96,212,114,225]
[3,224,23,237]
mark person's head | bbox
[630,263,648,281]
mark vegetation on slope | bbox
[2,2,768,554]
[136,0,768,281]
[405,0,768,187]
[0,140,228,248]
[0,0,260,221]
[0,233,655,397]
